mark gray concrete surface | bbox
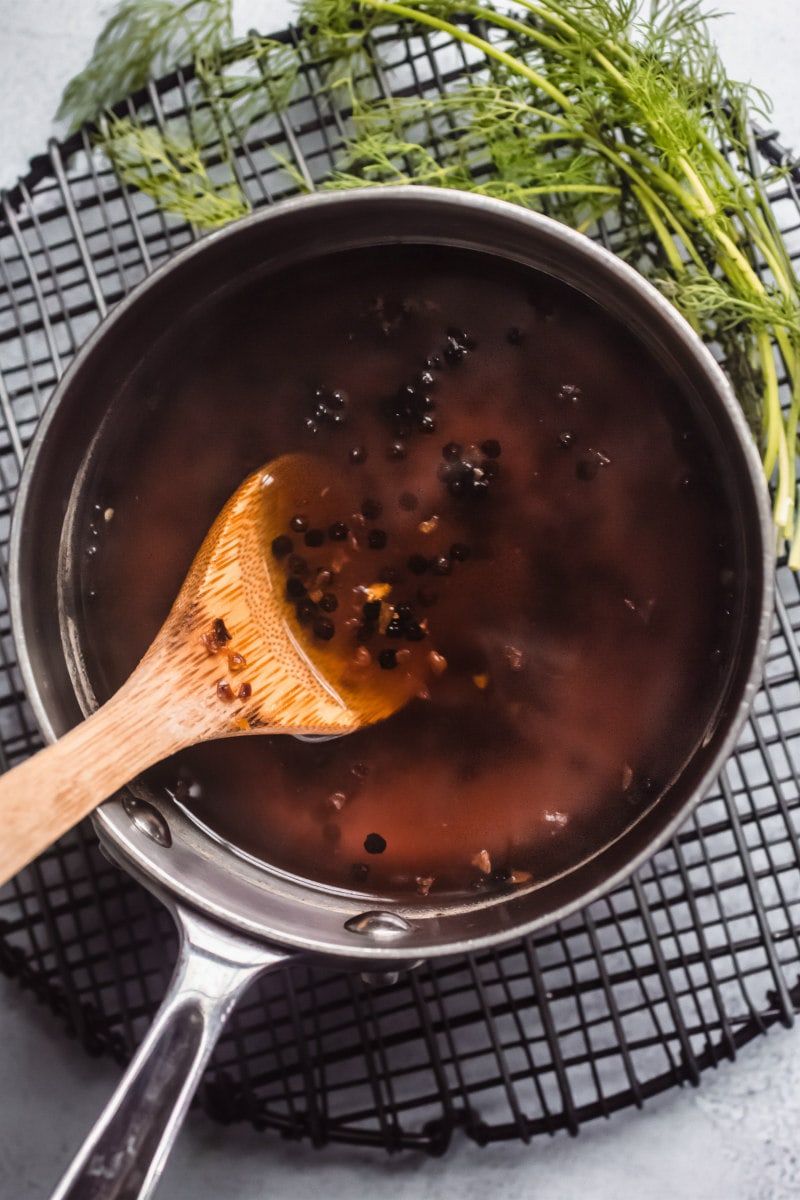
[1,2,800,1198]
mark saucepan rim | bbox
[8,186,776,961]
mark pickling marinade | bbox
[77,244,739,899]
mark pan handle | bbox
[50,904,285,1200]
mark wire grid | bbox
[2,21,800,1152]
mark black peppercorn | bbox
[378,648,398,670]
[288,554,308,577]
[304,528,325,548]
[271,534,293,559]
[328,521,349,541]
[361,498,383,520]
[313,618,336,641]
[212,617,232,644]
[364,833,387,855]
[295,597,317,624]
[367,529,387,550]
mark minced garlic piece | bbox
[362,582,392,602]
[472,849,492,874]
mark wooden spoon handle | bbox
[0,669,193,888]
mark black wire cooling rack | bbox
[2,19,800,1153]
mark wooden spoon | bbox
[0,453,421,887]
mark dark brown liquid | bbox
[76,245,738,900]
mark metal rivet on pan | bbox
[344,910,413,939]
[122,796,172,848]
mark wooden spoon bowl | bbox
[0,453,419,886]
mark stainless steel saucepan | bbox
[8,188,774,1200]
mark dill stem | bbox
[359,2,574,111]
[790,508,800,570]
[632,184,689,278]
[759,328,793,529]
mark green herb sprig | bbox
[56,0,800,564]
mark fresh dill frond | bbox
[58,0,233,131]
[57,0,800,559]
[100,116,250,229]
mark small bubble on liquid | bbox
[349,445,368,465]
[558,383,582,403]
